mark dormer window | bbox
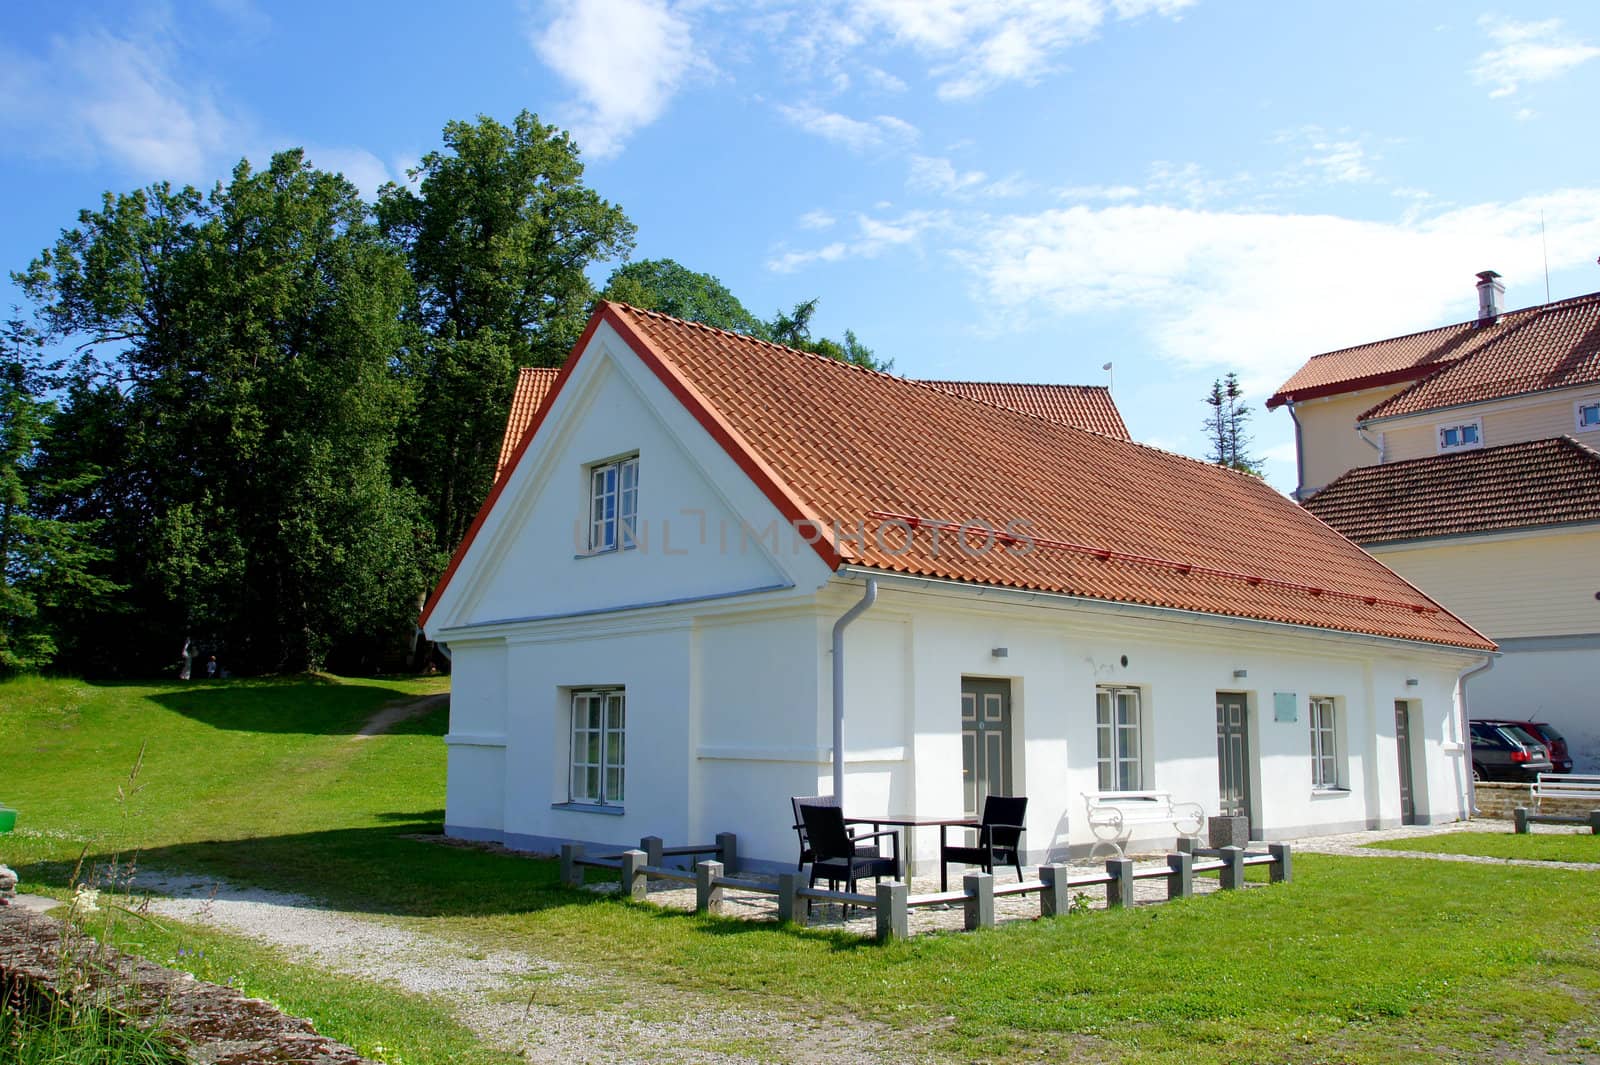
[589,455,639,552]
[1577,400,1600,432]
[1436,420,1482,452]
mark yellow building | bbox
[1270,272,1600,772]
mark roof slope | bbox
[496,368,560,476]
[1268,290,1600,413]
[1360,293,1600,421]
[497,367,1129,476]
[441,302,1486,649]
[920,380,1129,437]
[1302,437,1600,545]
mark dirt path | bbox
[132,872,949,1065]
[353,694,449,740]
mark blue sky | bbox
[6,1,1600,491]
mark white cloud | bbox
[1515,107,1537,121]
[798,208,838,230]
[0,22,234,179]
[1058,183,1142,201]
[833,0,1192,99]
[862,65,908,92]
[907,154,987,194]
[1145,160,1252,205]
[777,102,918,151]
[1473,15,1600,98]
[531,0,701,159]
[298,147,397,200]
[954,188,1600,392]
[768,209,944,272]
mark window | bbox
[570,689,625,805]
[1309,696,1339,789]
[1577,400,1600,432]
[1096,686,1143,791]
[588,456,639,552]
[1436,420,1482,452]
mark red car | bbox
[1473,718,1573,775]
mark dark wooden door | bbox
[1216,692,1251,825]
[961,678,1013,818]
[1395,700,1417,825]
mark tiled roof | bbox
[498,369,1128,475]
[1359,293,1600,421]
[496,368,561,476]
[1302,437,1600,545]
[920,381,1129,437]
[1267,290,1600,413]
[429,303,1493,650]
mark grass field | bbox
[1367,828,1600,863]
[3,674,1599,1064]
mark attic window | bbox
[1436,420,1482,452]
[1577,400,1600,432]
[589,455,639,553]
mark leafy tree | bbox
[1204,372,1261,475]
[17,152,427,673]
[601,259,766,335]
[0,316,121,674]
[378,112,636,556]
[767,297,892,371]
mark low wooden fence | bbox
[560,835,1293,942]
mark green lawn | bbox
[1367,828,1600,864]
[3,675,1599,1064]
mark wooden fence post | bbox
[875,881,908,942]
[1165,852,1193,899]
[1039,864,1069,917]
[641,836,664,867]
[1106,858,1134,908]
[1267,843,1293,883]
[1513,807,1531,834]
[963,872,995,930]
[716,832,739,875]
[619,849,648,900]
[695,860,724,914]
[777,872,804,926]
[1219,846,1245,890]
[560,843,584,889]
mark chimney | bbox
[1476,270,1504,325]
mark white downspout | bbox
[830,577,878,802]
[1286,401,1308,500]
[1356,424,1385,463]
[1457,655,1496,817]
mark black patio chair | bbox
[940,795,1028,891]
[791,795,881,870]
[800,803,900,895]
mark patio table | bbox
[844,813,980,878]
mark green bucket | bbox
[0,808,16,834]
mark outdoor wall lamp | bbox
[1232,669,1248,679]
[1405,678,1419,687]
[991,647,1009,658]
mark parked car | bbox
[1468,720,1555,782]
[1487,720,1574,775]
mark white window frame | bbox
[1575,398,1600,433]
[1309,696,1341,789]
[588,455,639,553]
[1095,685,1144,792]
[569,688,626,806]
[1435,419,1483,452]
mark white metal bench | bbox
[1084,790,1205,858]
[1533,773,1600,810]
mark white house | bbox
[422,302,1495,872]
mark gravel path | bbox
[132,871,946,1065]
[353,694,449,741]
[1289,818,1600,870]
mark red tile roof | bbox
[920,381,1129,437]
[1302,437,1600,545]
[497,369,1128,475]
[1267,291,1600,414]
[427,303,1494,651]
[497,368,561,476]
[1359,293,1600,421]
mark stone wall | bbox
[0,906,374,1065]
[1474,782,1600,821]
